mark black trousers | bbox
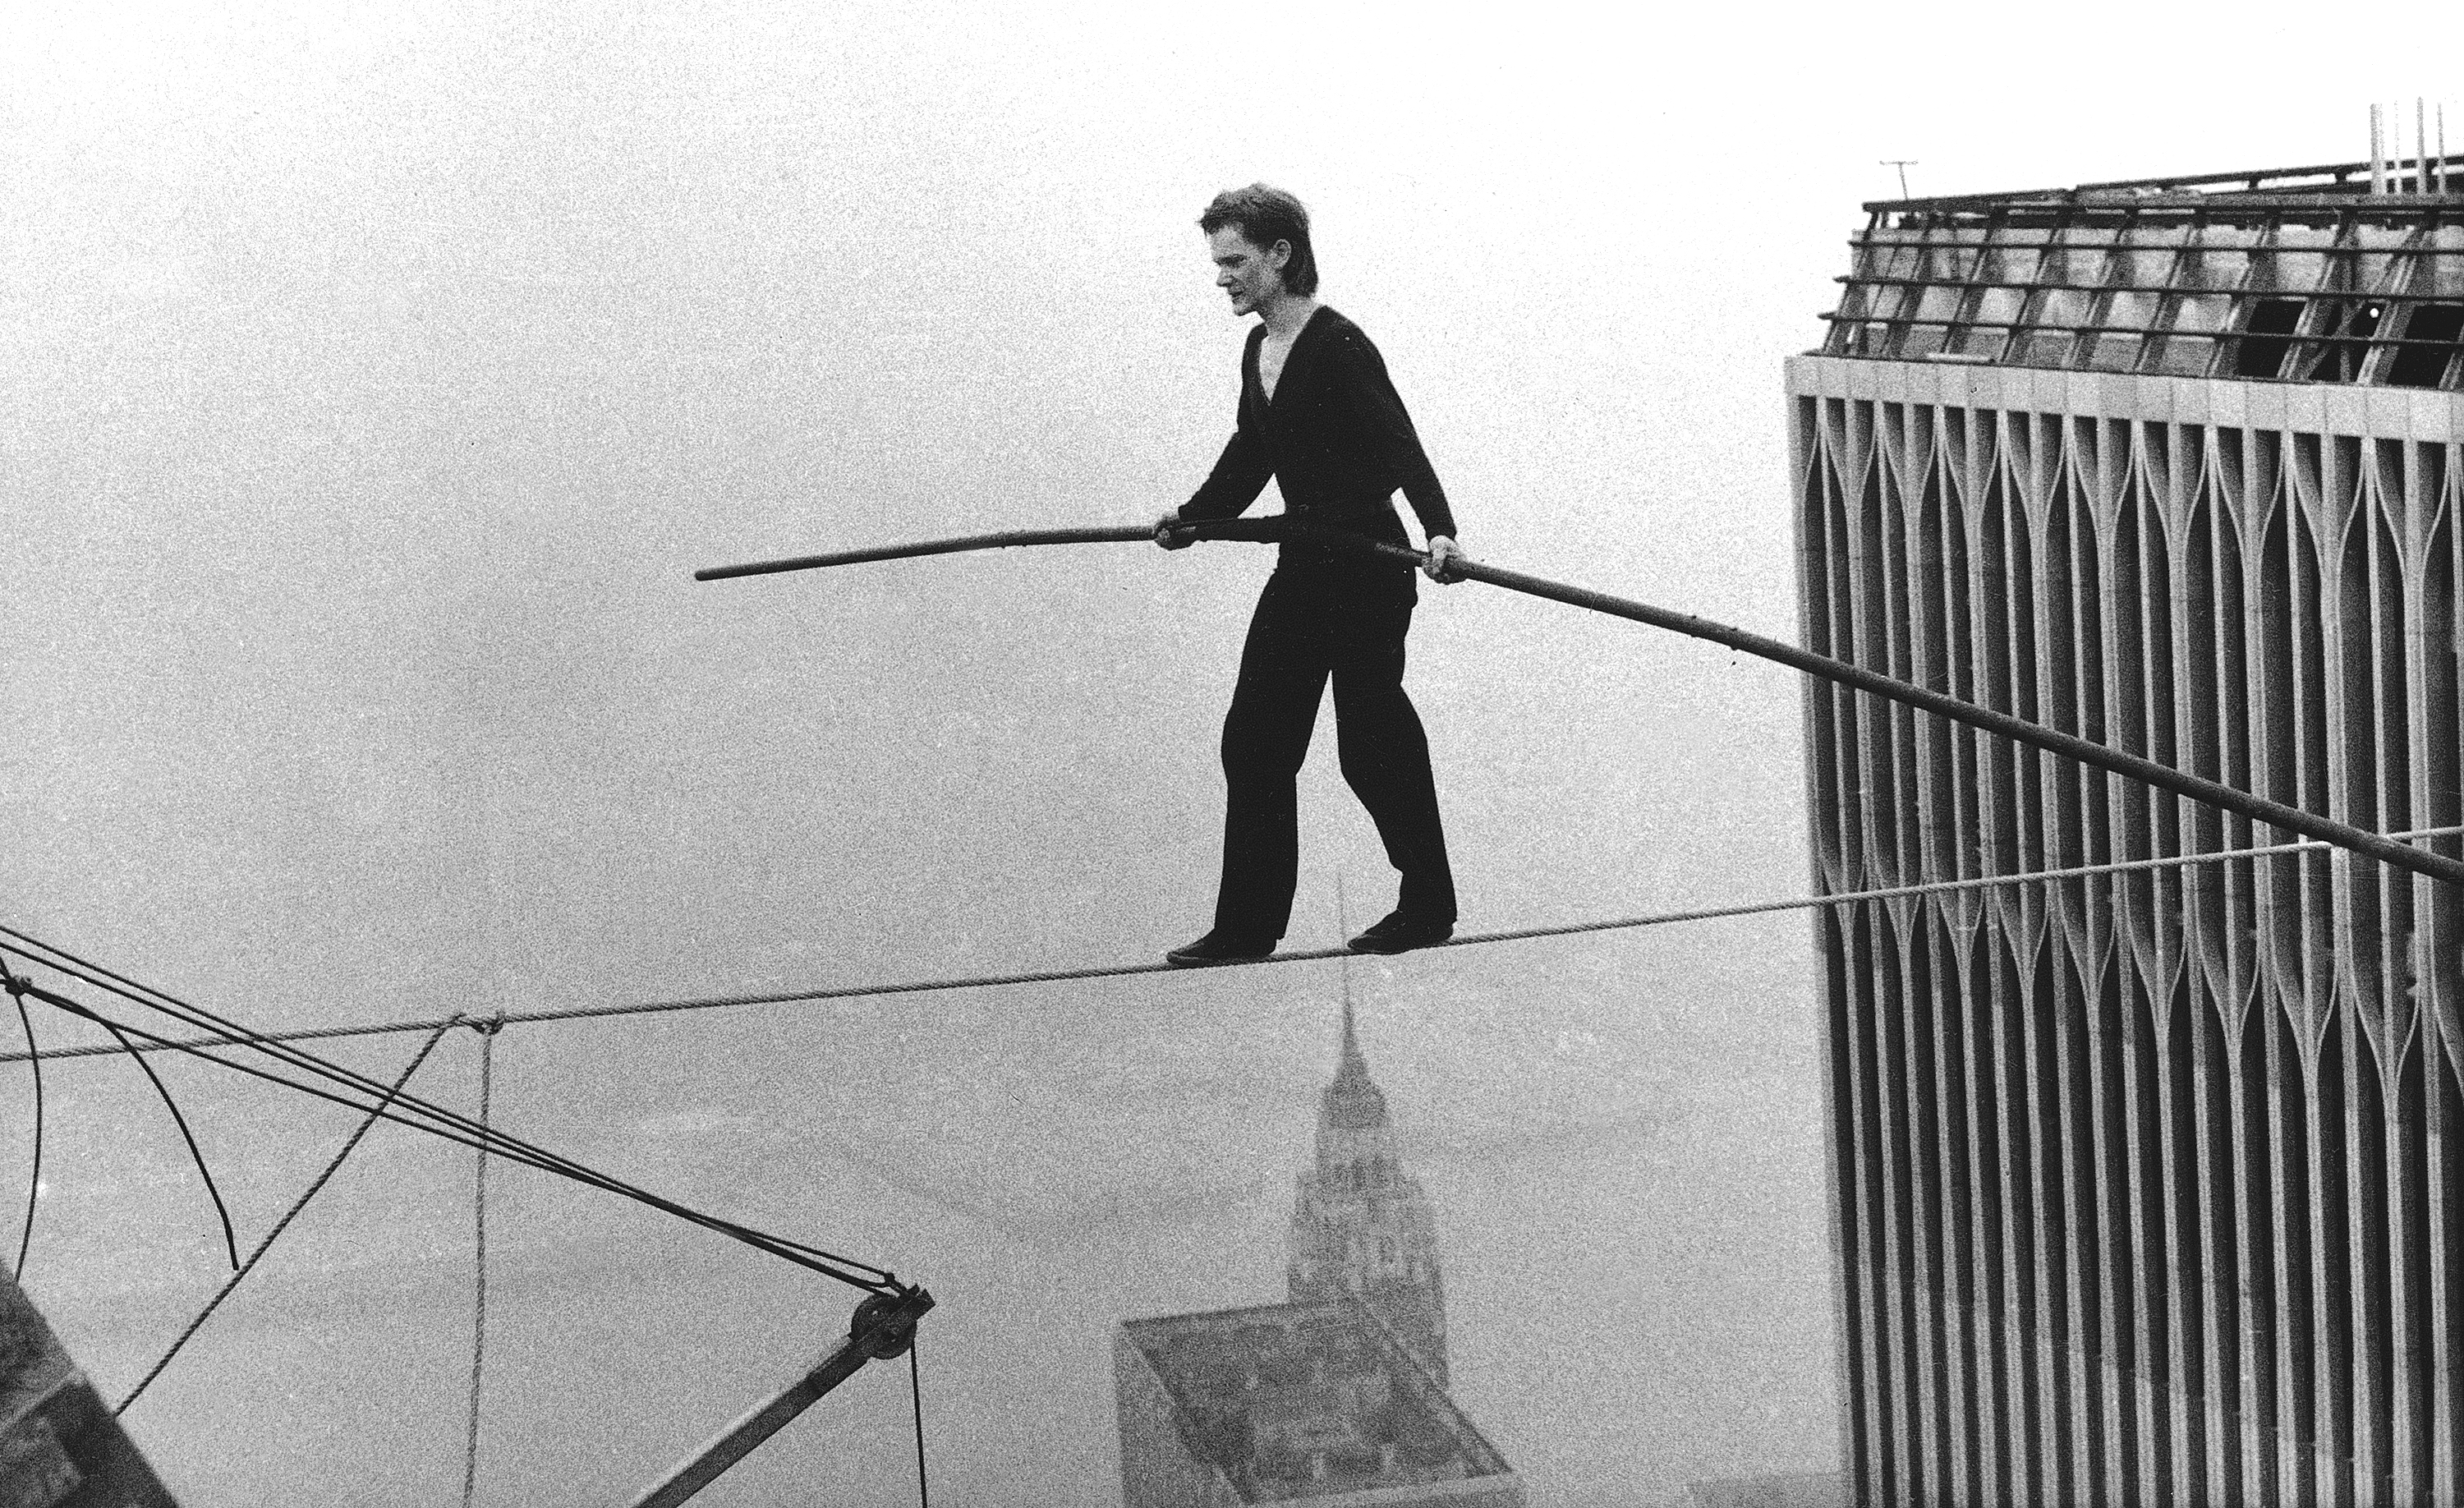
[1211,563,1455,940]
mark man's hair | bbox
[1198,184,1318,298]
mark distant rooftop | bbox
[1673,1471,1843,1508]
[1870,156,2463,214]
[1119,1299,1516,1504]
[1819,157,2464,388]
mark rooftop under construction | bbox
[1823,154,2464,389]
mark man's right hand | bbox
[1155,513,1199,549]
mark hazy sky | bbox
[6,3,2460,1504]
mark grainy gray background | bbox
[2,3,2433,1503]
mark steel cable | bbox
[14,971,897,1294]
[909,1336,930,1508]
[2,954,43,1280]
[89,1012,241,1270]
[0,928,897,1285]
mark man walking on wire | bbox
[1158,184,1464,967]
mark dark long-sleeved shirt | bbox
[1176,306,1457,561]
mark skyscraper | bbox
[1285,995,1450,1383]
[1791,154,2464,1506]
[1114,1003,1519,1507]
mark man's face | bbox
[1208,225,1287,316]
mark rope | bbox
[2,955,41,1280]
[5,825,2453,1069]
[909,1334,930,1508]
[462,1017,501,1508]
[696,517,2464,890]
[116,1018,455,1414]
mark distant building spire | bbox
[1322,986,1389,1130]
[1324,878,1390,1131]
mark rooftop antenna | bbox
[1881,159,1917,200]
[1335,873,1354,1020]
[2418,97,2430,195]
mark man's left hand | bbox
[1424,536,1466,584]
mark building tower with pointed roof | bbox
[1284,989,1450,1386]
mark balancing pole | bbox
[694,518,2464,890]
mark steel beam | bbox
[622,1287,935,1508]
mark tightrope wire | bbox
[7,824,2452,1069]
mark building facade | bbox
[1285,999,1450,1384]
[1115,1002,1518,1507]
[2,1267,180,1507]
[1791,157,2464,1506]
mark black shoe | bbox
[1165,930,1278,968]
[1347,911,1455,954]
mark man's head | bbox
[1199,183,1318,313]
